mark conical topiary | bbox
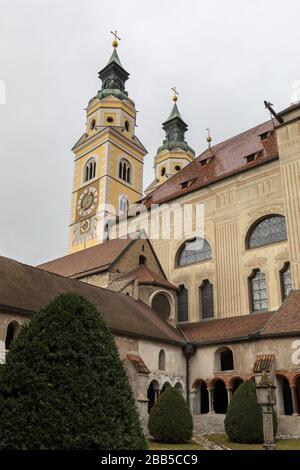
[225,380,277,443]
[148,387,193,443]
[0,293,147,450]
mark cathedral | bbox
[1,37,300,437]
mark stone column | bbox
[208,389,215,413]
[227,387,232,404]
[291,385,299,416]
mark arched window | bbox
[84,158,96,182]
[249,269,268,312]
[5,321,20,350]
[119,196,128,214]
[215,346,234,371]
[119,159,132,184]
[158,350,166,370]
[280,262,292,301]
[151,293,171,321]
[176,238,212,267]
[200,280,214,319]
[178,285,188,322]
[247,215,287,249]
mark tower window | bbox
[106,116,114,123]
[84,158,96,182]
[119,159,132,184]
[175,165,181,171]
[161,167,166,177]
[90,119,96,130]
[125,120,130,131]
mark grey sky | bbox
[0,0,299,266]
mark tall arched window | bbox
[246,215,287,249]
[200,280,214,319]
[119,159,132,184]
[178,285,188,322]
[280,262,292,300]
[119,196,128,214]
[158,350,166,370]
[84,158,96,182]
[5,321,20,350]
[176,238,212,267]
[249,269,268,312]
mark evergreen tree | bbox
[0,293,147,450]
[225,380,277,443]
[148,387,193,443]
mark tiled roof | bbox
[253,354,274,373]
[118,264,178,291]
[141,120,278,206]
[127,353,150,374]
[0,256,184,345]
[38,238,133,278]
[261,290,300,336]
[180,311,273,345]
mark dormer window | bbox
[245,152,260,164]
[201,159,207,166]
[181,181,189,189]
[260,131,271,141]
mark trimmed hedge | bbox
[0,293,147,450]
[225,380,277,443]
[148,387,193,443]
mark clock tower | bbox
[69,38,147,253]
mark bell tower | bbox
[69,34,147,253]
[145,89,195,195]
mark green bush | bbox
[0,293,147,450]
[148,387,193,443]
[225,380,277,443]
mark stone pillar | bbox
[227,387,232,404]
[208,389,214,413]
[291,385,299,416]
[262,405,276,450]
[215,219,242,317]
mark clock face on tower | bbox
[77,187,98,217]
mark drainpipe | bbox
[182,342,196,406]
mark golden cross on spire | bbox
[172,86,179,102]
[110,30,121,48]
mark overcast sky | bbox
[0,0,299,266]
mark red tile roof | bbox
[253,354,274,373]
[261,290,300,336]
[127,353,150,374]
[38,238,133,278]
[119,264,178,291]
[0,255,184,345]
[180,311,273,345]
[141,120,278,206]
